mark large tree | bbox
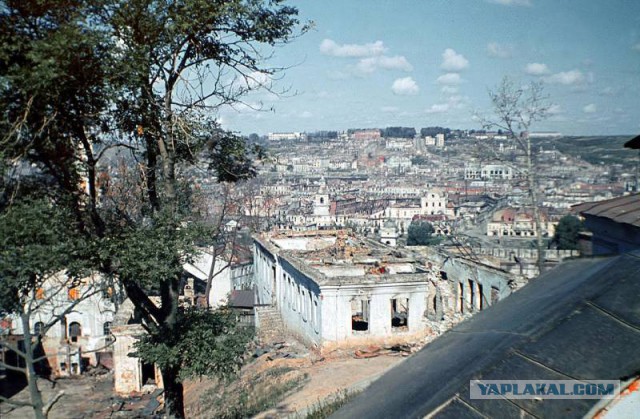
[483,77,550,274]
[0,197,92,419]
[0,1,306,417]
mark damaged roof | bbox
[332,250,640,419]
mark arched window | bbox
[69,322,82,343]
[34,322,45,336]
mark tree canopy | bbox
[0,0,306,416]
[407,220,440,246]
[553,215,583,250]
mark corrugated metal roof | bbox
[573,193,640,228]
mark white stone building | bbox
[252,231,518,349]
[7,272,122,376]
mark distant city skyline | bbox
[217,0,640,136]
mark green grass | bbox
[300,389,361,419]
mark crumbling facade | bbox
[253,230,519,348]
[7,272,123,377]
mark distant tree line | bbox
[381,127,416,138]
[307,130,338,140]
[420,127,450,137]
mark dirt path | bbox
[255,352,406,418]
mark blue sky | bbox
[218,0,640,136]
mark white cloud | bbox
[486,42,512,58]
[246,71,272,89]
[524,63,550,76]
[632,43,640,52]
[320,39,386,58]
[356,55,413,73]
[487,0,531,6]
[391,77,419,95]
[583,103,597,113]
[547,104,564,115]
[441,85,459,95]
[381,106,399,113]
[545,69,586,85]
[437,73,463,85]
[426,104,450,114]
[426,95,469,114]
[441,48,469,71]
[299,111,313,118]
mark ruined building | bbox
[253,230,519,349]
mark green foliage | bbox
[200,365,306,419]
[407,220,440,246]
[553,215,583,250]
[0,197,86,313]
[302,389,361,419]
[1,0,305,415]
[134,307,254,382]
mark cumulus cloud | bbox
[486,42,513,58]
[599,87,618,97]
[487,0,531,6]
[437,73,463,85]
[524,62,550,76]
[441,48,469,71]
[246,71,272,89]
[441,85,459,95]
[391,77,419,95]
[583,104,597,113]
[547,104,564,115]
[426,104,450,114]
[425,95,469,114]
[356,55,413,73]
[545,69,586,85]
[320,39,386,57]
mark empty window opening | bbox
[391,298,409,329]
[34,321,45,336]
[351,299,370,332]
[142,362,156,385]
[468,279,475,311]
[478,283,484,310]
[69,322,82,343]
[103,321,112,336]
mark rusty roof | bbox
[572,193,640,227]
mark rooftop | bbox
[333,250,640,418]
[254,230,429,286]
[573,193,640,228]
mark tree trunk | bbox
[20,313,46,419]
[525,132,545,275]
[161,367,185,418]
